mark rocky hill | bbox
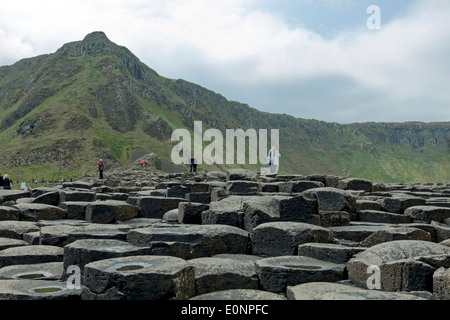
[0,32,448,184]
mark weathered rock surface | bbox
[287,282,428,300]
[187,257,259,295]
[0,245,63,268]
[63,239,150,274]
[255,256,345,292]
[127,224,250,259]
[347,240,450,292]
[0,167,448,300]
[191,289,286,300]
[0,262,63,281]
[0,279,82,300]
[251,222,333,256]
[82,255,195,300]
[85,200,138,224]
[13,203,67,221]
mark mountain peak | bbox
[82,31,110,43]
[76,31,116,57]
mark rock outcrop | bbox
[0,167,448,300]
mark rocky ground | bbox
[0,161,449,300]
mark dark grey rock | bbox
[404,206,450,223]
[60,190,96,203]
[0,237,29,250]
[243,195,319,232]
[278,181,324,193]
[13,203,67,221]
[0,221,39,239]
[433,267,449,300]
[255,256,345,293]
[302,187,357,216]
[31,191,61,206]
[63,239,150,274]
[338,178,373,192]
[358,210,412,224]
[0,245,63,268]
[359,226,432,247]
[132,196,187,219]
[39,225,85,247]
[85,200,138,224]
[297,243,366,264]
[0,262,63,281]
[287,282,427,300]
[128,224,250,259]
[431,221,450,243]
[0,279,82,300]
[58,202,90,220]
[82,255,195,300]
[319,211,350,227]
[66,228,127,244]
[0,190,30,204]
[356,200,382,211]
[185,192,211,204]
[191,289,286,300]
[347,240,450,292]
[226,181,259,195]
[178,202,209,224]
[379,195,426,214]
[0,206,20,221]
[187,257,259,295]
[226,169,257,181]
[201,208,242,228]
[251,222,334,257]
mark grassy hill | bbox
[0,32,448,184]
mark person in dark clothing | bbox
[190,156,198,173]
[98,159,104,179]
[3,174,12,189]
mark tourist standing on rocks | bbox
[3,174,13,189]
[268,146,281,174]
[98,159,104,179]
[190,155,198,173]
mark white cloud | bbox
[0,0,449,123]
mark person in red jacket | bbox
[98,159,104,179]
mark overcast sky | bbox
[1,0,449,124]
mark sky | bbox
[0,0,449,124]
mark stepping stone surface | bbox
[255,255,346,292]
[82,255,195,300]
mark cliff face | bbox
[0,32,448,183]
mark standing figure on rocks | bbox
[190,155,198,173]
[3,174,12,189]
[268,146,281,174]
[98,159,104,179]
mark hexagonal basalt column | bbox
[82,255,195,300]
[255,256,346,293]
[187,257,259,295]
[0,279,81,300]
[251,221,334,257]
[0,262,63,281]
[347,240,450,292]
[0,245,63,268]
[128,224,250,259]
[63,239,151,274]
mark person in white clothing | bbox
[268,146,281,174]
